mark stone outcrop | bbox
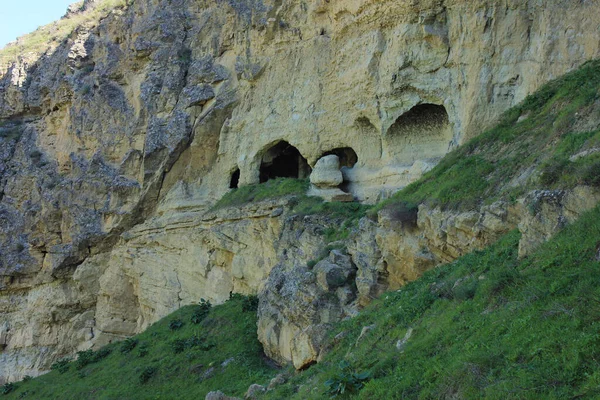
[308,155,353,202]
[518,187,600,258]
[258,249,358,369]
[1,0,600,382]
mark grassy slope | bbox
[373,59,600,213]
[3,296,277,399]
[3,56,600,400]
[265,206,600,399]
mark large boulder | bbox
[308,155,353,202]
[310,155,343,188]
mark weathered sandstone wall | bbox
[1,0,600,381]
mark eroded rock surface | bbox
[1,0,600,382]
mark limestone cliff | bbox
[1,0,600,382]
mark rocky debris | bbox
[314,250,355,292]
[244,384,266,399]
[267,374,287,390]
[518,186,600,258]
[205,391,241,400]
[396,327,414,352]
[355,325,376,346]
[200,367,216,382]
[221,357,235,368]
[309,155,353,202]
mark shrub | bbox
[137,342,149,358]
[172,335,214,354]
[452,278,479,301]
[139,366,157,384]
[171,339,186,354]
[50,358,71,374]
[581,160,600,186]
[1,383,16,395]
[324,361,371,397]
[22,376,32,382]
[242,295,259,312]
[191,299,211,324]
[539,158,571,186]
[75,348,111,369]
[169,319,185,331]
[120,338,139,354]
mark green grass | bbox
[265,204,600,399]
[372,59,600,213]
[4,295,277,399]
[0,0,129,68]
[212,178,311,209]
[212,178,371,242]
[6,59,600,400]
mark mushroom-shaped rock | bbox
[308,155,353,202]
[310,155,343,188]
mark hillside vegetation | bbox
[4,60,600,398]
[265,207,600,399]
[2,296,276,399]
[0,0,129,68]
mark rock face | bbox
[1,0,600,382]
[258,249,358,369]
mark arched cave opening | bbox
[389,104,449,134]
[322,147,358,168]
[259,141,311,183]
[230,168,240,189]
[385,103,451,162]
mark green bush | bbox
[242,296,259,313]
[191,299,211,324]
[539,157,571,186]
[172,335,214,354]
[1,383,16,395]
[120,338,139,355]
[169,319,184,331]
[138,366,157,384]
[324,361,371,398]
[50,358,71,374]
[75,347,111,370]
[137,342,149,358]
[581,159,600,186]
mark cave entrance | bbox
[230,168,240,189]
[322,147,358,168]
[259,141,311,183]
[385,103,451,162]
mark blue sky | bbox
[0,0,76,49]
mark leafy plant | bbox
[324,361,371,398]
[137,342,149,358]
[120,338,139,354]
[171,339,186,354]
[1,382,16,395]
[138,366,157,384]
[75,347,111,369]
[169,319,185,331]
[191,299,211,324]
[50,358,71,374]
[242,295,259,313]
[172,335,214,354]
